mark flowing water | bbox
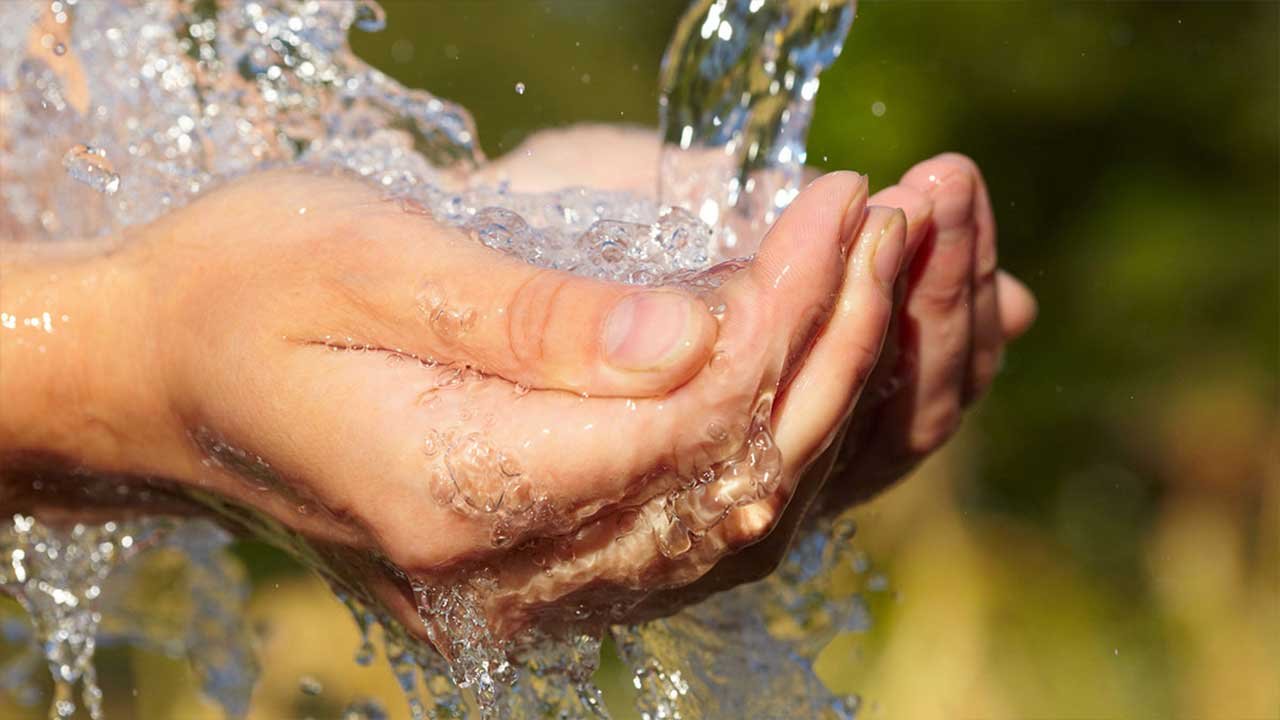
[0,0,880,717]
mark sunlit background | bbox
[3,1,1277,718]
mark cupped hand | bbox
[14,162,889,641]
[478,126,1036,621]
[0,127,1031,646]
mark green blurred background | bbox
[4,1,1277,718]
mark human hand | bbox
[0,164,901,642]
[480,127,1036,616]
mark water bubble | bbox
[298,675,324,696]
[422,430,442,457]
[353,0,387,32]
[441,433,511,514]
[649,503,694,558]
[52,43,67,56]
[62,145,120,195]
[851,550,870,574]
[871,100,886,117]
[342,698,388,720]
[514,82,526,95]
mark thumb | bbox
[348,210,718,397]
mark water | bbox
[659,0,856,257]
[0,0,875,717]
[61,144,120,195]
[0,515,255,719]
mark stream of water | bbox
[0,1,879,717]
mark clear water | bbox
[0,0,877,717]
[0,515,256,720]
[659,0,855,258]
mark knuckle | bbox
[912,274,970,314]
[846,335,884,390]
[968,348,1002,402]
[975,242,999,283]
[909,401,963,455]
[307,214,363,252]
[504,269,570,368]
[725,498,782,550]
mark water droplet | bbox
[342,698,388,720]
[870,100,886,117]
[298,675,323,696]
[422,430,441,457]
[706,422,729,443]
[514,82,526,95]
[354,644,375,666]
[353,1,387,33]
[62,145,120,195]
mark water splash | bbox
[0,515,255,719]
[0,515,154,720]
[614,516,870,720]
[0,0,871,717]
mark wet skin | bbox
[0,126,1035,644]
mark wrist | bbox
[0,237,185,480]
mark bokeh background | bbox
[3,1,1277,718]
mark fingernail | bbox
[840,173,870,251]
[899,192,934,236]
[604,291,701,371]
[872,209,907,289]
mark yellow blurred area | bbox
[816,405,1279,719]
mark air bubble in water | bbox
[62,144,120,195]
[514,82,526,95]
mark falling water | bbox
[0,515,256,719]
[659,0,855,258]
[0,0,878,717]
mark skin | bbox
[0,126,1035,646]
[477,129,1037,625]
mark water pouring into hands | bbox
[0,0,1037,714]
[1,144,1034,641]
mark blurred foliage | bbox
[3,1,1277,718]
